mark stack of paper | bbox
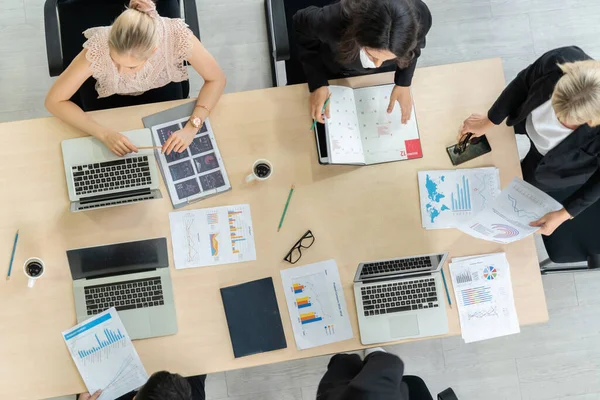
[280,260,354,349]
[458,177,563,243]
[169,204,257,269]
[449,253,520,343]
[62,308,148,400]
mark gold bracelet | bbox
[195,104,211,114]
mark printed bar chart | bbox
[451,176,472,212]
[296,296,312,309]
[293,284,305,294]
[77,328,125,359]
[300,312,323,325]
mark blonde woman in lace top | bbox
[45,0,226,156]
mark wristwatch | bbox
[189,115,203,129]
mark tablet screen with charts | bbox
[151,118,231,208]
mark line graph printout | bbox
[418,168,501,229]
[62,308,148,400]
[458,177,563,244]
[281,260,353,349]
[169,204,256,269]
[449,253,519,343]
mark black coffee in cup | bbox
[254,162,272,178]
[26,261,43,277]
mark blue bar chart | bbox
[77,328,125,359]
[451,175,472,212]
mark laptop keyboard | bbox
[360,277,439,317]
[84,277,164,316]
[359,256,433,279]
[72,156,152,197]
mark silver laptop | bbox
[66,237,178,340]
[354,252,449,345]
[61,129,162,212]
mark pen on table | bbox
[137,146,162,150]
[440,268,452,308]
[309,94,332,131]
[6,229,19,281]
[277,184,296,232]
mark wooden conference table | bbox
[0,58,548,400]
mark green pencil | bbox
[277,184,296,232]
[309,95,332,131]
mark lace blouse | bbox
[83,17,193,98]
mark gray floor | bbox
[2,0,599,399]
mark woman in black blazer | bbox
[459,46,600,235]
[293,0,432,124]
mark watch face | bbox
[192,116,201,128]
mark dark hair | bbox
[136,371,192,400]
[338,0,420,68]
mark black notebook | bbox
[220,277,287,358]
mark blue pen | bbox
[7,230,19,281]
[440,268,452,307]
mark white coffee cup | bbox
[245,159,273,183]
[23,257,45,288]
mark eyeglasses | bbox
[284,230,315,264]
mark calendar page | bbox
[323,84,422,166]
[325,86,365,164]
[354,84,421,165]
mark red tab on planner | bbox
[405,139,423,159]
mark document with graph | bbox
[449,253,520,343]
[324,84,422,165]
[458,177,563,243]
[62,308,148,400]
[169,204,256,269]
[418,168,501,229]
[280,260,353,349]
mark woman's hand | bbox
[162,125,197,155]
[101,131,138,157]
[529,208,572,236]
[79,390,102,400]
[387,85,413,124]
[458,114,495,142]
[310,86,331,124]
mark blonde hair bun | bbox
[108,0,159,60]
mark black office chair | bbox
[539,197,600,274]
[405,375,459,400]
[44,0,200,111]
[264,0,395,87]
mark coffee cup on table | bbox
[23,257,45,288]
[245,159,273,183]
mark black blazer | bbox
[488,46,600,217]
[292,0,432,92]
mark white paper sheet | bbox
[458,177,563,243]
[169,204,257,269]
[62,308,148,400]
[280,260,354,349]
[449,253,520,343]
[418,168,501,229]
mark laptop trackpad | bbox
[389,315,420,338]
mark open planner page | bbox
[354,84,422,164]
[325,86,365,164]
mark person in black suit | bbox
[459,46,600,236]
[317,348,432,400]
[78,371,206,400]
[293,0,432,125]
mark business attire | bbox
[113,374,206,400]
[317,352,432,400]
[487,46,600,217]
[292,0,432,92]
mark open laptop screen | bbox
[67,237,168,280]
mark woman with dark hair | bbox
[293,0,432,124]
